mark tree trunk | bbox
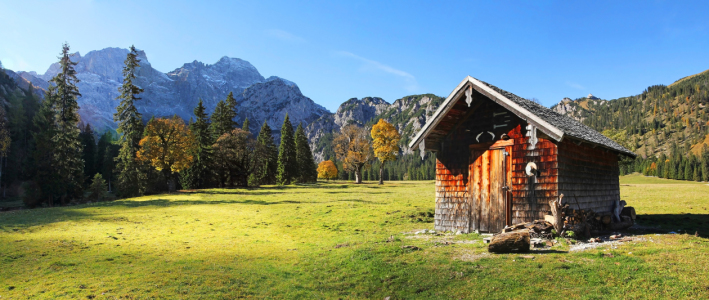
[378,163,383,185]
[355,167,362,184]
[488,231,530,253]
[164,170,176,193]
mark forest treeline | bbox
[564,69,709,181]
[0,44,318,207]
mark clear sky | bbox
[1,0,708,111]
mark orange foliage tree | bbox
[371,119,400,184]
[317,160,338,181]
[333,125,373,184]
[137,116,197,192]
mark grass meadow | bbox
[1,175,708,299]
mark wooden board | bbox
[469,147,509,233]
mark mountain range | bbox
[1,47,445,161]
[4,47,708,162]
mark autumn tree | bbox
[276,113,297,185]
[371,119,400,184]
[114,45,147,197]
[213,128,264,187]
[295,123,317,183]
[333,125,373,184]
[317,160,338,181]
[137,116,197,192]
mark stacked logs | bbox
[548,194,636,237]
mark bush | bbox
[248,173,260,188]
[88,173,108,201]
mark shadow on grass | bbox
[528,249,569,254]
[636,214,709,236]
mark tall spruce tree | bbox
[276,113,297,185]
[114,45,146,197]
[32,90,60,204]
[212,92,239,137]
[181,99,213,189]
[80,123,97,184]
[294,123,317,183]
[256,120,278,185]
[49,43,84,203]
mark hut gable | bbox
[409,76,636,157]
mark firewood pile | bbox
[502,220,555,239]
[549,194,637,237]
[488,194,638,253]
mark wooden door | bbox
[469,143,511,233]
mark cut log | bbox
[488,231,530,253]
[621,206,636,221]
[606,216,634,231]
[601,215,612,225]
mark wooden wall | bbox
[557,139,620,214]
[508,125,559,224]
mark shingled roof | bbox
[408,76,636,157]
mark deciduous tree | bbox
[213,128,264,187]
[333,125,373,184]
[137,116,197,192]
[371,119,400,185]
[317,160,338,181]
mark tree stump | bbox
[549,194,564,234]
[488,231,530,253]
[621,206,636,221]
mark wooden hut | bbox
[408,76,636,233]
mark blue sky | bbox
[1,0,708,111]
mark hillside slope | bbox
[551,70,709,157]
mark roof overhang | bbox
[408,76,565,150]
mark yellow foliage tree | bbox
[333,125,373,184]
[137,116,197,192]
[371,119,400,184]
[317,160,338,181]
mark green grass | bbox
[620,173,709,236]
[1,179,708,299]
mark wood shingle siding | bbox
[416,76,634,234]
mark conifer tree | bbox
[294,123,317,183]
[32,86,59,204]
[242,117,250,132]
[256,120,278,185]
[114,45,146,197]
[212,92,239,137]
[702,146,709,182]
[80,123,97,185]
[181,99,214,189]
[49,43,84,203]
[276,113,297,185]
